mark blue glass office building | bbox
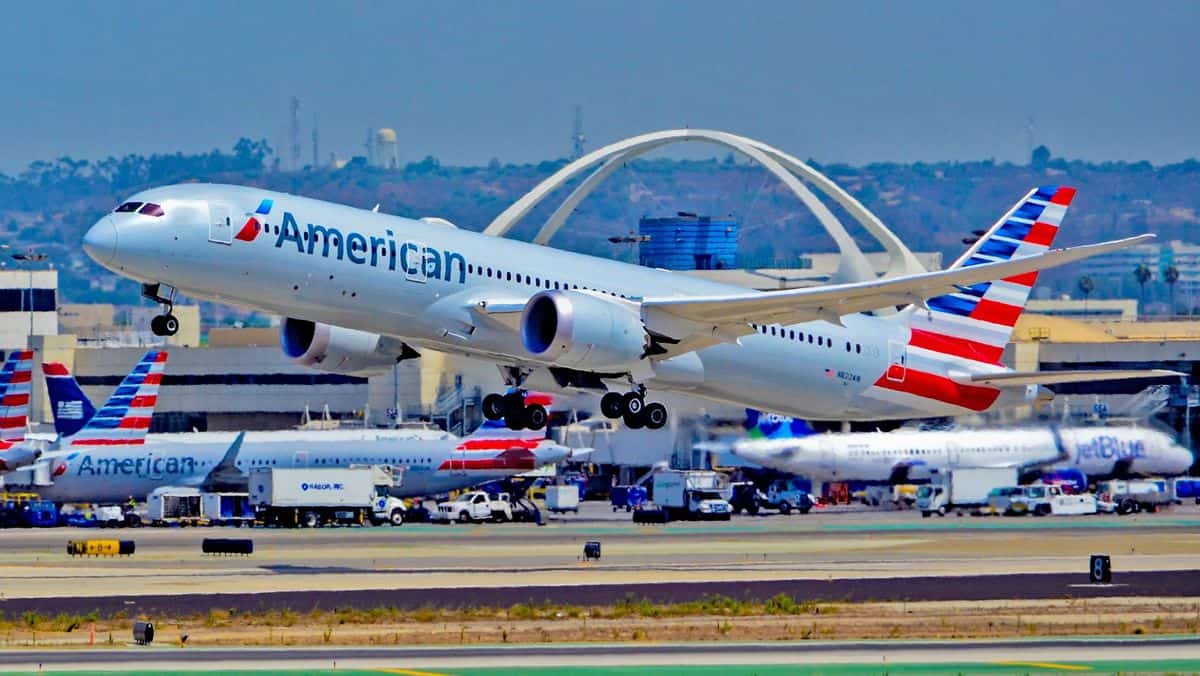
[638,213,739,270]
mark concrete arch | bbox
[482,129,924,282]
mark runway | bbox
[3,637,1200,673]
[1,504,1198,616]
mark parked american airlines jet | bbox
[730,421,1194,484]
[22,361,579,507]
[82,184,1176,429]
[0,350,37,472]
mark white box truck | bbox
[249,466,407,527]
[917,468,1018,517]
[545,485,580,513]
[637,470,732,522]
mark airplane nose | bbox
[83,216,117,266]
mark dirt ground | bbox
[3,596,1198,649]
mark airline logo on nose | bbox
[235,199,274,242]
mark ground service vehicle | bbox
[918,468,1018,517]
[432,491,514,523]
[1096,479,1171,514]
[545,485,580,513]
[762,478,814,514]
[1171,478,1200,505]
[249,466,406,527]
[1009,484,1097,516]
[147,487,204,526]
[202,492,255,526]
[639,470,732,522]
[984,486,1024,515]
[610,484,647,512]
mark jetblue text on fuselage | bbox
[274,212,466,283]
[1077,435,1146,460]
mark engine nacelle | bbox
[521,290,648,371]
[0,444,42,474]
[280,318,417,377]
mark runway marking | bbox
[375,669,454,676]
[996,660,1091,671]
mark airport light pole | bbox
[11,248,48,346]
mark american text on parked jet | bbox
[0,358,579,504]
[82,184,1178,428]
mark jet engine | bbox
[521,290,648,371]
[280,318,418,377]
[0,443,43,474]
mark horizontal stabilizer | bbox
[962,369,1184,388]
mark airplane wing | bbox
[961,369,1184,388]
[201,432,247,492]
[641,235,1153,343]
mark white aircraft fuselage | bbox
[732,426,1194,483]
[6,429,572,504]
[83,184,1056,422]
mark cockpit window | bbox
[115,202,142,213]
[139,203,165,217]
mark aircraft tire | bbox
[482,394,506,421]
[162,314,179,336]
[623,410,646,429]
[505,407,527,430]
[601,392,624,419]
[525,404,548,430]
[622,392,645,415]
[644,403,668,430]
[150,315,166,336]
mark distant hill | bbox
[4,140,1197,306]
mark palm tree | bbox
[1134,264,1153,315]
[1165,265,1180,316]
[1077,275,1094,314]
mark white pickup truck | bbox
[1009,484,1097,516]
[432,491,514,523]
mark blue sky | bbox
[1,1,1197,172]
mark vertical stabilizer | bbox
[909,186,1076,364]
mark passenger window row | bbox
[751,323,862,354]
[466,262,629,299]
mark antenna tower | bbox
[571,105,586,160]
[289,97,301,171]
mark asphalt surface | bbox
[4,637,1200,671]
[2,568,1197,617]
[2,502,1198,618]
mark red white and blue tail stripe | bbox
[68,350,167,447]
[0,350,34,448]
[911,186,1076,365]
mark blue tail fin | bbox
[42,361,97,438]
[743,409,816,440]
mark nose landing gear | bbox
[600,388,668,430]
[142,282,179,337]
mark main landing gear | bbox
[142,283,179,337]
[600,387,668,430]
[482,391,548,431]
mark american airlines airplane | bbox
[729,418,1194,484]
[0,350,38,471]
[81,183,1175,430]
[14,359,579,505]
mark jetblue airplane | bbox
[23,361,578,504]
[82,183,1175,430]
[728,414,1194,484]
